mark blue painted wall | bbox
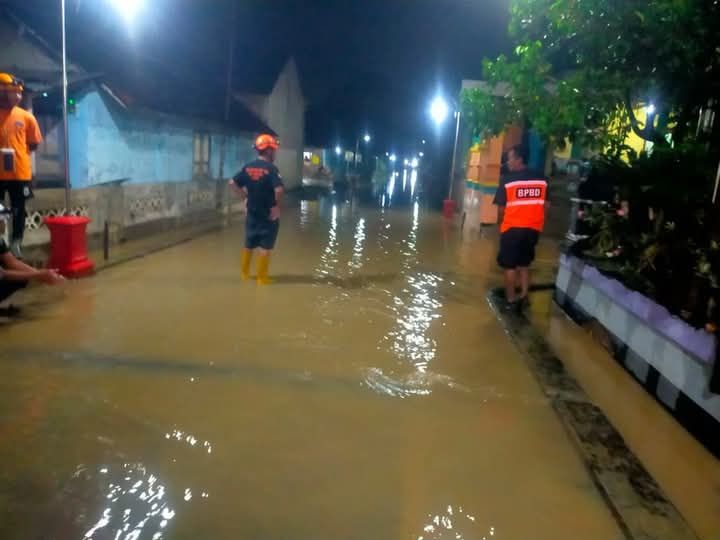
[527,130,547,172]
[69,85,255,188]
[210,134,256,179]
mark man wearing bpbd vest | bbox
[493,144,549,309]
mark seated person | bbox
[0,204,64,314]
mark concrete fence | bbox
[19,179,245,261]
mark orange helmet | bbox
[0,73,23,92]
[254,133,279,152]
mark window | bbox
[193,133,211,178]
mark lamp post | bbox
[60,0,70,211]
[50,0,142,276]
[354,133,371,172]
[430,96,461,217]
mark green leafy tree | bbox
[463,0,720,152]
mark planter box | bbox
[555,254,720,457]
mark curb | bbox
[487,288,699,540]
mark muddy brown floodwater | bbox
[0,194,625,539]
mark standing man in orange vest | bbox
[494,144,549,309]
[0,73,43,258]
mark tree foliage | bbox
[463,0,720,152]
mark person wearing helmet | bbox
[228,133,284,284]
[0,203,64,316]
[0,73,43,258]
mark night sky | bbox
[4,0,511,154]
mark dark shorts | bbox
[497,227,540,269]
[245,217,279,250]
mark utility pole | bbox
[221,0,237,221]
[60,0,71,211]
[219,0,237,182]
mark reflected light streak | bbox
[349,218,366,271]
[384,201,443,372]
[387,175,396,198]
[411,170,418,196]
[316,204,339,276]
[300,200,310,229]
[416,505,488,540]
[83,463,177,540]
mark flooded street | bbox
[0,188,626,539]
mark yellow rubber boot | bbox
[240,249,253,281]
[256,254,273,285]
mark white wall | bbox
[266,59,305,190]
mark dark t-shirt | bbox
[233,159,284,220]
[494,169,550,207]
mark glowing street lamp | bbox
[60,0,144,208]
[411,158,419,169]
[354,133,371,172]
[335,146,342,155]
[430,96,450,126]
[419,151,424,157]
[108,0,144,22]
[389,154,397,163]
[429,95,462,208]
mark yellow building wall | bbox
[553,108,651,163]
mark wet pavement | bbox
[0,183,652,539]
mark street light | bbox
[108,0,143,22]
[335,146,342,155]
[429,95,462,205]
[430,96,450,126]
[354,133,371,172]
[411,158,419,169]
[60,0,144,209]
[389,154,397,163]
[419,151,424,157]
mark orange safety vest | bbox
[501,178,548,233]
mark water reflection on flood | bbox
[417,504,491,540]
[82,463,177,540]
[349,218,366,271]
[383,203,444,373]
[316,203,339,277]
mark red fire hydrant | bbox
[44,216,95,278]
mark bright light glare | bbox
[335,146,342,155]
[411,158,419,168]
[404,159,409,166]
[389,154,397,162]
[363,134,371,143]
[418,151,424,157]
[108,0,143,22]
[430,96,450,125]
[646,103,656,115]
[422,139,426,145]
